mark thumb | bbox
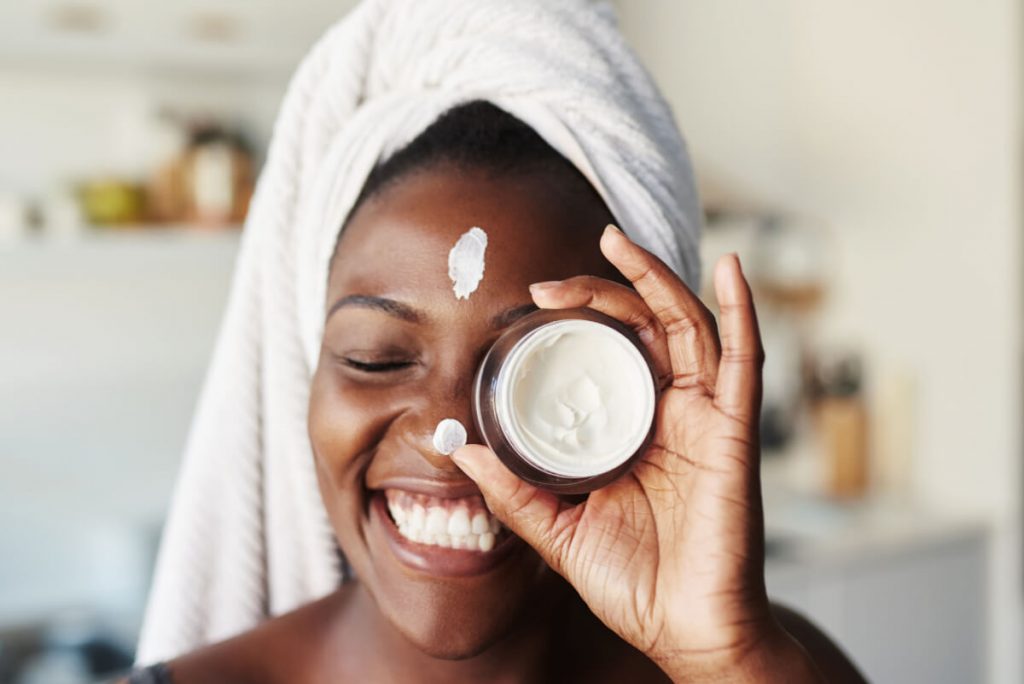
[452,444,581,575]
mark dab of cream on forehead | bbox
[447,227,488,300]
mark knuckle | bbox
[718,301,749,315]
[503,478,537,516]
[670,370,713,395]
[659,309,709,345]
[631,252,687,293]
[721,348,764,366]
[632,261,663,290]
[562,274,602,290]
[661,312,700,337]
[632,313,663,343]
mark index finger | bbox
[600,224,721,394]
[528,275,673,386]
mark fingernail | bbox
[529,281,562,293]
[727,253,745,279]
[604,223,623,236]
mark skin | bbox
[146,163,866,683]
[309,164,638,665]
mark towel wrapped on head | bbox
[136,0,702,665]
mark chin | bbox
[381,581,527,660]
[350,483,559,661]
[402,628,499,661]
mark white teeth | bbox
[385,492,504,553]
[448,509,471,536]
[411,505,425,529]
[425,508,447,535]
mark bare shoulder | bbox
[580,645,671,684]
[156,587,354,684]
[550,597,671,684]
[772,603,869,684]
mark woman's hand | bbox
[452,225,823,682]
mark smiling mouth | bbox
[383,489,507,552]
[368,482,522,577]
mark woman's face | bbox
[309,163,617,658]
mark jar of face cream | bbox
[473,308,658,494]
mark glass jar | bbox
[472,308,658,494]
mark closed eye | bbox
[342,358,416,373]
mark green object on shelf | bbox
[78,180,146,226]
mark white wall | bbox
[0,233,238,626]
[612,1,1021,681]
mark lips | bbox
[369,488,521,577]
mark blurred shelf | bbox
[1,224,242,251]
[0,1,359,78]
[85,222,241,232]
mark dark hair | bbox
[345,99,608,221]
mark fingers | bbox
[712,254,764,423]
[451,444,581,575]
[529,276,672,385]
[600,224,721,393]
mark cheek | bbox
[309,361,393,481]
[308,361,398,551]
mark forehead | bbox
[328,167,616,308]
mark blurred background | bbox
[0,1,1019,682]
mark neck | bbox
[330,577,589,684]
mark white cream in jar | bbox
[473,309,657,492]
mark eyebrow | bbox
[491,303,539,329]
[326,295,538,329]
[327,295,421,323]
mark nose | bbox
[413,365,483,471]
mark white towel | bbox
[136,0,702,664]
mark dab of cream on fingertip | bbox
[432,418,468,455]
[448,227,488,300]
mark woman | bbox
[131,2,865,682]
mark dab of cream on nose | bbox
[433,418,467,455]
[448,227,488,300]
